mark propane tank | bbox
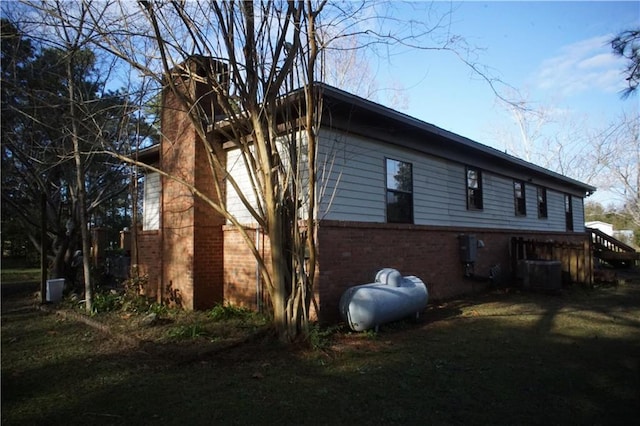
[339,269,428,332]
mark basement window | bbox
[466,166,483,210]
[537,186,548,219]
[386,158,413,224]
[514,180,526,216]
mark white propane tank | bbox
[339,269,428,332]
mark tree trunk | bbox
[267,203,292,341]
[50,235,70,280]
[67,52,93,312]
[40,193,47,304]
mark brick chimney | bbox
[159,56,228,310]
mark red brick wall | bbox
[206,219,590,323]
[219,220,590,323]
[193,203,224,309]
[223,225,271,311]
[133,230,161,299]
[314,220,589,323]
[191,134,225,310]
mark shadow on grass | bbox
[2,283,640,425]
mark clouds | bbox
[534,35,624,97]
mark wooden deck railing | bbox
[588,227,639,267]
[588,227,636,253]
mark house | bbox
[586,221,614,236]
[132,59,596,321]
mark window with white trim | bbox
[514,180,526,216]
[386,158,413,224]
[565,194,573,231]
[466,166,483,210]
[537,186,548,219]
[142,172,160,230]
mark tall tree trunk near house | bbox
[40,193,47,304]
[67,51,93,312]
[268,208,287,339]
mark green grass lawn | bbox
[2,281,639,425]
[0,267,40,283]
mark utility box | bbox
[46,278,65,302]
[459,234,477,263]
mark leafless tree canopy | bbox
[495,91,639,228]
[12,0,518,340]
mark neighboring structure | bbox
[586,221,614,236]
[133,62,596,321]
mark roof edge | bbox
[314,82,596,194]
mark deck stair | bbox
[588,227,639,268]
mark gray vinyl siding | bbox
[224,127,586,232]
[317,132,385,222]
[318,129,585,232]
[142,172,160,231]
[545,191,568,230]
[317,130,376,219]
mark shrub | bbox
[207,304,253,321]
[308,323,343,350]
[92,290,123,313]
[165,324,207,340]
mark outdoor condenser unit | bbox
[518,260,562,291]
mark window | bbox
[142,172,161,230]
[466,167,483,210]
[514,180,526,216]
[564,194,573,231]
[386,158,413,223]
[537,186,548,218]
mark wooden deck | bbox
[588,227,639,268]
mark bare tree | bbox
[590,112,640,226]
[319,31,409,110]
[32,0,512,341]
[494,91,639,228]
[4,2,154,310]
[54,1,96,311]
[494,92,598,182]
[77,0,328,340]
[96,1,509,340]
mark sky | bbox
[364,1,639,205]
